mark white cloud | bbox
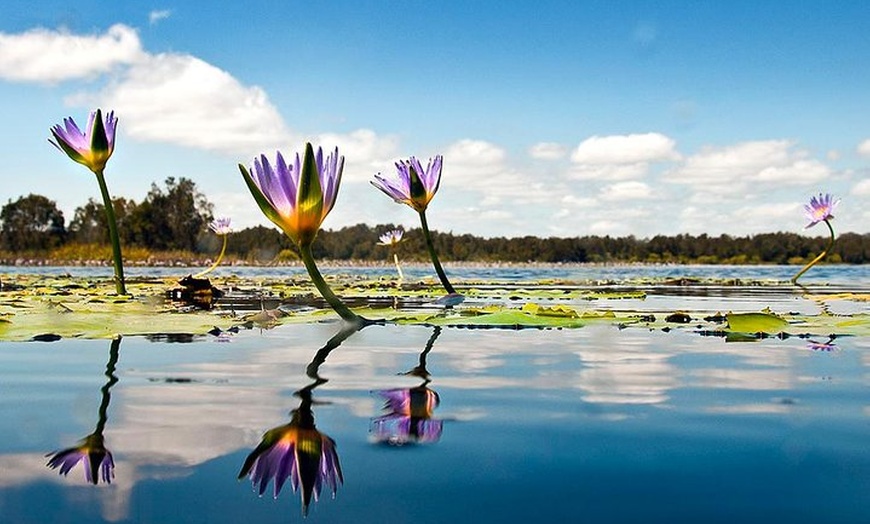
[0,24,143,83]
[599,181,653,201]
[755,159,830,183]
[568,133,679,181]
[438,138,564,207]
[69,52,294,155]
[588,219,631,236]
[442,139,511,187]
[315,129,400,182]
[2,24,397,160]
[569,162,650,181]
[570,133,679,165]
[528,142,567,160]
[858,138,870,157]
[852,178,870,196]
[665,140,830,193]
[731,202,800,224]
[446,139,507,168]
[149,10,172,25]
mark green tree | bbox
[127,177,213,251]
[68,197,137,244]
[0,194,66,251]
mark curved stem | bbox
[193,235,227,278]
[299,242,362,324]
[95,336,121,435]
[95,170,126,295]
[418,210,456,294]
[791,219,836,284]
[392,252,404,280]
[305,322,364,380]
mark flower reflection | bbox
[372,326,444,445]
[238,383,343,515]
[47,336,120,484]
[807,336,837,352]
[46,433,114,485]
[239,324,364,515]
[373,386,443,445]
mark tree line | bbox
[1,179,868,264]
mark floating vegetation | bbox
[0,273,868,341]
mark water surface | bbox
[1,317,867,523]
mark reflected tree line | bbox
[4,183,868,263]
[46,325,444,516]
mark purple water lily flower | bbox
[49,109,117,174]
[209,217,232,236]
[240,143,364,323]
[372,386,443,444]
[239,409,343,516]
[240,144,343,247]
[378,229,404,247]
[49,108,126,294]
[46,433,115,485]
[371,155,459,295]
[803,193,840,229]
[372,156,443,213]
[792,193,841,284]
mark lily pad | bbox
[726,311,788,334]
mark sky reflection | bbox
[0,321,868,523]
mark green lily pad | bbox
[1,273,869,340]
[726,311,788,334]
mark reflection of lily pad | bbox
[726,311,788,334]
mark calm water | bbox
[1,317,868,523]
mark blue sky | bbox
[1,1,868,239]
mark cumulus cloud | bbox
[571,133,679,165]
[69,52,294,155]
[858,138,870,157]
[599,181,653,201]
[0,24,143,83]
[315,129,400,181]
[446,139,507,168]
[442,139,511,187]
[665,139,830,193]
[2,24,400,159]
[569,133,679,181]
[528,142,567,160]
[439,138,565,206]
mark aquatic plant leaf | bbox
[521,303,580,318]
[726,311,788,334]
[2,273,869,339]
[427,309,586,328]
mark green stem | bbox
[791,219,836,284]
[95,336,121,435]
[193,235,227,278]
[95,170,126,295]
[299,243,362,324]
[418,210,456,294]
[392,252,404,280]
